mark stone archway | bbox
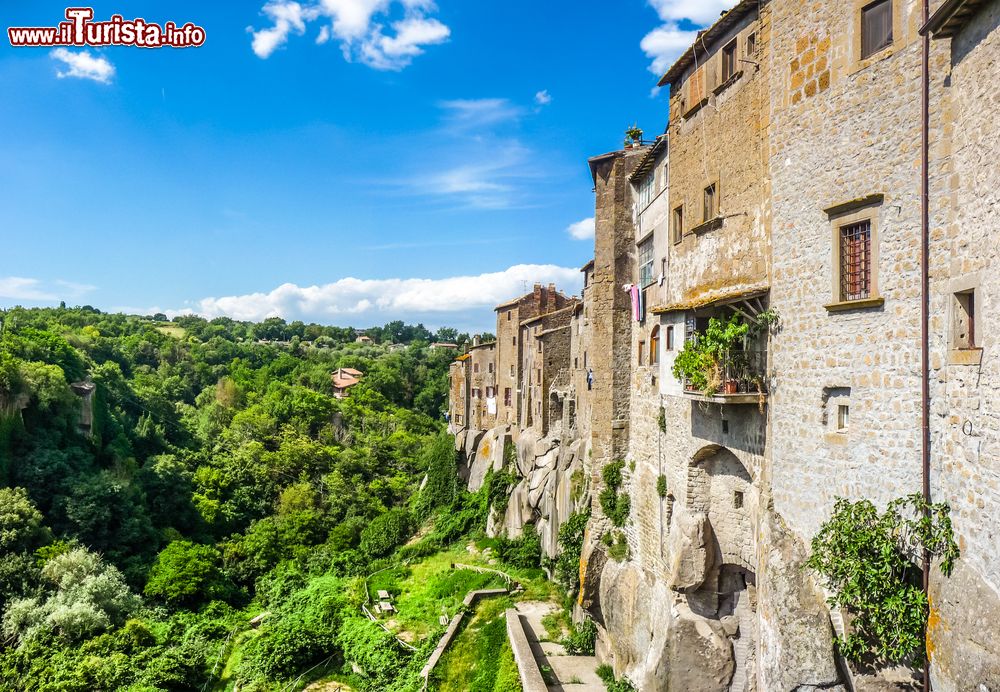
[685,446,758,691]
[686,445,754,571]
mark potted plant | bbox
[624,125,644,148]
[671,314,749,396]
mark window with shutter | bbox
[861,0,892,59]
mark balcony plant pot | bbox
[723,380,739,395]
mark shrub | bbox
[562,618,596,655]
[494,525,541,570]
[596,663,637,691]
[599,461,630,528]
[807,494,959,665]
[554,509,590,597]
[360,508,414,557]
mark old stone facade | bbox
[449,0,999,689]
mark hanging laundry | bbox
[630,284,640,321]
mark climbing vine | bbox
[599,460,630,527]
[656,475,668,499]
[807,494,960,665]
[554,508,591,597]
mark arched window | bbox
[650,325,660,365]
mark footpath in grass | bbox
[364,542,560,644]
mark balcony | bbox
[681,349,768,405]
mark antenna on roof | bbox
[521,280,528,294]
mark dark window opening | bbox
[954,291,976,348]
[672,205,684,244]
[666,325,675,351]
[722,39,738,82]
[734,491,744,509]
[746,31,757,56]
[703,183,718,222]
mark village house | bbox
[331,367,363,398]
[466,337,497,431]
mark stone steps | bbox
[513,601,604,692]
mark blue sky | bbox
[1,0,732,331]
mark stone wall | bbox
[926,1,1000,687]
[661,2,771,310]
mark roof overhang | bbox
[920,0,987,38]
[658,0,759,88]
[628,136,668,183]
[651,285,769,315]
[588,150,622,184]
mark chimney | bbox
[473,335,481,347]
[533,283,543,309]
[548,283,557,307]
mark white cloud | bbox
[403,140,539,209]
[250,1,314,58]
[50,48,115,84]
[251,0,449,69]
[566,217,595,241]
[640,0,737,77]
[648,0,735,26]
[438,98,523,129]
[157,264,583,325]
[0,277,95,302]
[359,16,449,70]
[534,90,552,106]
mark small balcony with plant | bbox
[670,308,778,405]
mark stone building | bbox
[569,261,597,442]
[467,337,497,431]
[922,0,1000,685]
[494,283,576,427]
[447,1,1000,689]
[518,305,576,435]
[447,356,468,430]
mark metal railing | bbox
[683,350,767,396]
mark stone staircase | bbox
[512,601,604,692]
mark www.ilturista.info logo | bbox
[8,8,206,48]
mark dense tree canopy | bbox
[0,306,466,690]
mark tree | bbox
[144,541,225,606]
[0,487,48,553]
[2,547,141,645]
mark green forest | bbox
[0,306,531,691]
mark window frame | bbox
[649,325,660,365]
[839,219,873,302]
[638,238,655,288]
[827,202,882,309]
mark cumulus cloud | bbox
[566,217,595,241]
[0,277,96,302]
[250,0,449,69]
[641,0,736,78]
[50,48,115,84]
[534,90,552,106]
[156,264,583,326]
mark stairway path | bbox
[514,601,604,692]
